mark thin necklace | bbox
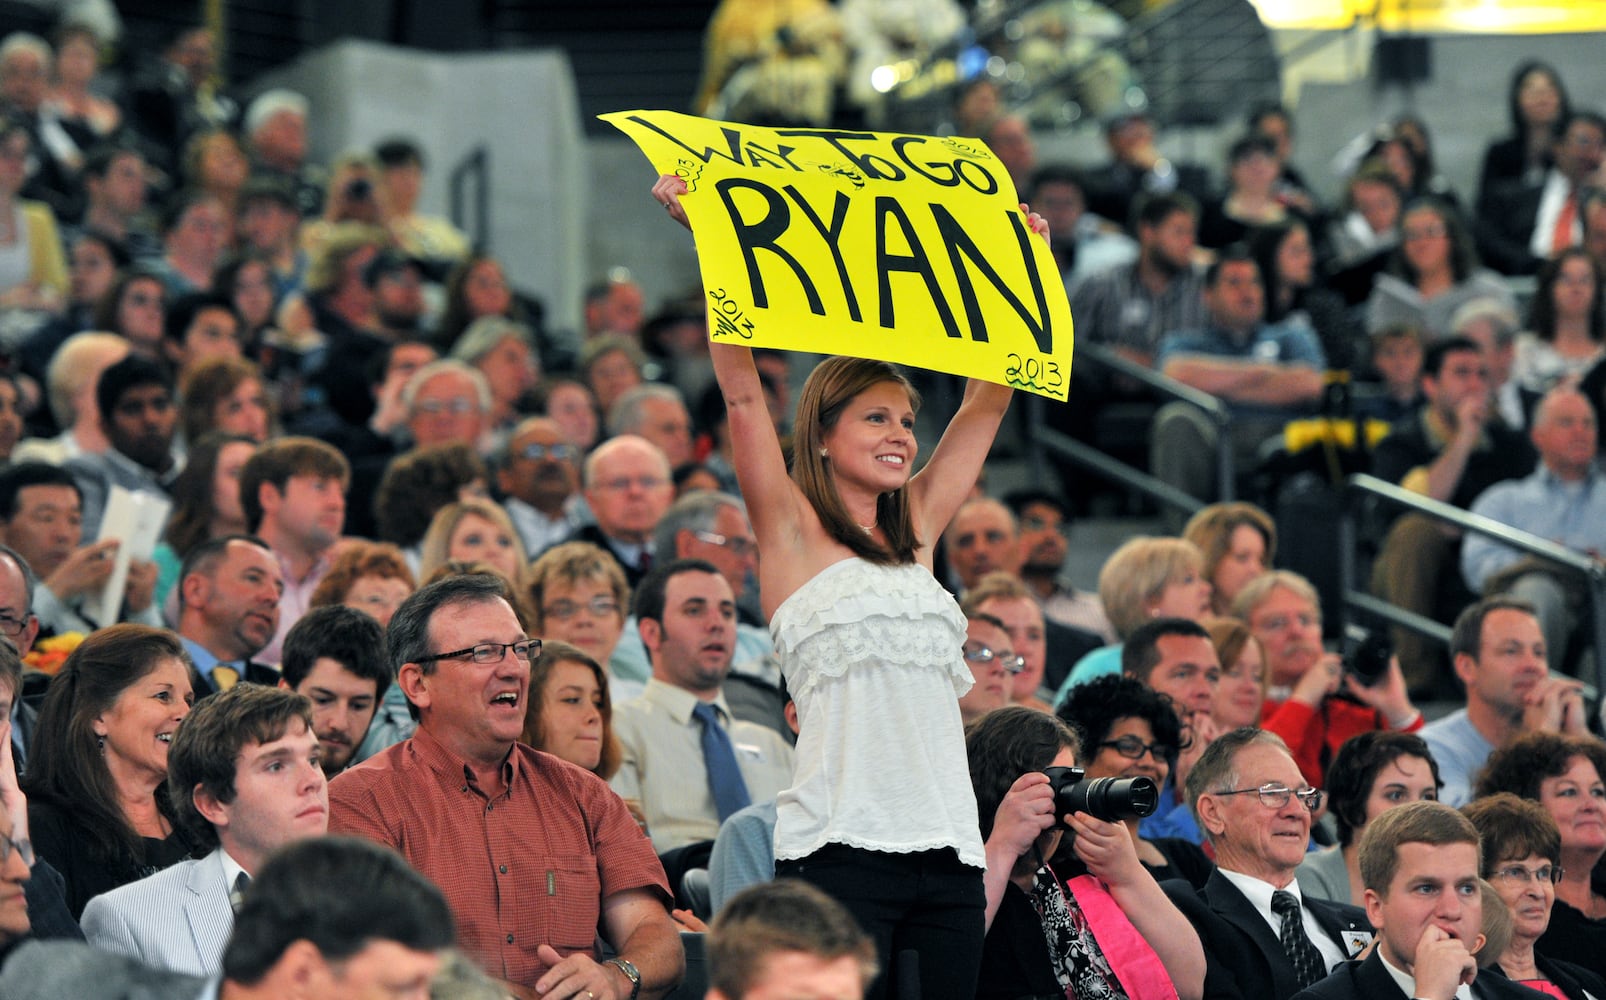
[857,521,875,535]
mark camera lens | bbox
[1046,766,1159,823]
[346,177,373,200]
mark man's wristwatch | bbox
[605,957,640,1000]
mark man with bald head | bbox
[574,434,675,589]
[1463,385,1606,670]
[497,416,581,556]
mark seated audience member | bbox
[705,686,801,915]
[521,639,623,780]
[611,559,793,854]
[958,611,1018,725]
[434,253,528,353]
[1289,801,1531,1000]
[0,463,161,636]
[525,540,635,693]
[1371,336,1536,693]
[66,355,182,539]
[417,498,528,590]
[611,492,777,715]
[1475,732,1606,976]
[153,190,229,298]
[1511,249,1605,398]
[1024,164,1136,294]
[580,335,647,420]
[449,317,541,438]
[1422,598,1579,808]
[23,625,200,919]
[1296,732,1443,906]
[371,441,488,564]
[1453,298,1527,431]
[1250,219,1366,373]
[1198,135,1295,251]
[1327,161,1403,303]
[178,357,272,447]
[1368,197,1514,340]
[1464,793,1606,1000]
[967,706,1206,1000]
[496,416,582,558]
[1003,488,1117,643]
[1056,674,1213,883]
[608,384,695,471]
[160,291,242,379]
[1055,535,1212,699]
[1184,501,1275,618]
[12,331,128,466]
[1068,190,1206,370]
[80,685,326,976]
[175,536,284,697]
[962,572,1062,713]
[374,136,471,268]
[1153,247,1326,518]
[152,433,257,610]
[1356,324,1427,425]
[706,880,877,1000]
[307,540,415,630]
[1238,571,1423,788]
[1169,729,1373,1000]
[239,436,350,664]
[1479,111,1606,277]
[574,434,676,591]
[1082,112,1213,241]
[328,574,682,998]
[540,377,603,454]
[1,836,456,999]
[279,605,388,777]
[1207,617,1271,730]
[1463,388,1606,667]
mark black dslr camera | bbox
[1043,766,1159,824]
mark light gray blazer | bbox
[80,848,234,977]
[0,940,212,1000]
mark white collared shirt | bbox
[1219,868,1349,973]
[1530,169,1578,259]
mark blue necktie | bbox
[692,702,750,821]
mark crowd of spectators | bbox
[0,9,1602,1000]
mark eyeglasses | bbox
[594,476,668,493]
[0,613,29,637]
[1098,734,1179,761]
[963,645,1026,674]
[518,442,578,462]
[1253,612,1320,633]
[0,832,32,868]
[542,597,620,621]
[416,398,477,415]
[415,639,541,665]
[1490,863,1563,886]
[693,530,756,558]
[1212,782,1325,812]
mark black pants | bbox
[776,844,985,1000]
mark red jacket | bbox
[1260,696,1424,787]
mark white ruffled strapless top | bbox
[769,558,984,867]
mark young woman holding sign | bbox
[653,173,1047,1000]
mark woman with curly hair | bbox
[1478,730,1606,974]
[308,539,416,630]
[1056,674,1213,885]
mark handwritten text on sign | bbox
[601,110,1075,399]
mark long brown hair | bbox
[521,639,623,779]
[792,357,921,564]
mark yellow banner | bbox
[601,110,1075,400]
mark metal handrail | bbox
[1343,473,1606,698]
[1025,342,1235,511]
[449,146,490,252]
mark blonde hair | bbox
[417,498,528,589]
[1098,536,1204,638]
[525,541,630,632]
[1204,616,1270,689]
[1182,502,1275,609]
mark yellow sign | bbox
[601,110,1075,399]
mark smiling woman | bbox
[20,624,202,918]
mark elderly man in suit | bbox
[1291,801,1535,1000]
[2,836,454,999]
[79,684,327,976]
[1166,728,1374,1000]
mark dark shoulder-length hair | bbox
[521,639,623,780]
[1325,730,1443,848]
[967,706,1079,841]
[21,625,193,862]
[1527,246,1605,343]
[1476,730,1606,802]
[1392,196,1480,285]
[792,356,921,565]
[1246,220,1309,323]
[163,431,256,558]
[1507,60,1572,140]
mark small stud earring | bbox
[820,448,829,458]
